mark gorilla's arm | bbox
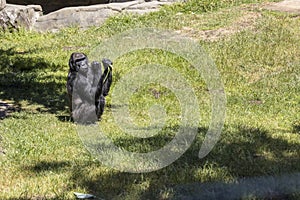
[101,58,113,97]
[102,67,112,97]
[95,60,112,119]
[89,61,102,96]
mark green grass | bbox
[0,0,300,199]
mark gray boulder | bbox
[33,0,180,32]
[0,0,6,10]
[1,0,185,32]
[33,4,120,32]
[0,4,42,30]
[7,0,109,14]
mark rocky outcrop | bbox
[0,4,42,30]
[6,0,178,14]
[0,0,6,10]
[33,4,119,32]
[0,0,183,32]
[7,0,110,14]
[33,0,178,31]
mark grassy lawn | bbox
[0,0,299,199]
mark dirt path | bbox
[177,10,262,41]
[178,0,300,41]
[265,0,300,13]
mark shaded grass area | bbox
[0,0,299,199]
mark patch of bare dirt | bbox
[177,0,300,41]
[177,11,262,41]
[264,0,300,14]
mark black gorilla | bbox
[66,52,113,124]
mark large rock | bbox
[0,4,42,30]
[33,0,179,32]
[33,4,120,32]
[6,0,178,14]
[7,0,110,14]
[1,0,184,31]
[0,0,6,10]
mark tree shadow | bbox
[0,48,68,115]
[23,124,300,199]
[293,122,300,134]
[27,160,71,173]
[171,173,300,200]
[68,125,300,199]
[56,115,73,122]
[7,198,66,200]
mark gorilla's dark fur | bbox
[67,52,112,124]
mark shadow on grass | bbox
[7,197,68,200]
[24,125,299,199]
[0,48,68,115]
[171,173,300,200]
[293,123,300,134]
[21,124,300,199]
[56,115,73,122]
[28,161,71,173]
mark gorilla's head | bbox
[69,52,89,73]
